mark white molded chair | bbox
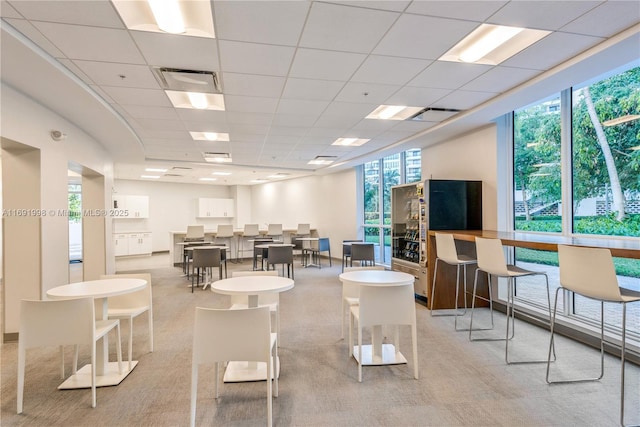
[190,306,277,427]
[215,224,235,261]
[238,224,260,261]
[469,237,554,364]
[230,270,280,335]
[349,283,418,382]
[430,233,477,331]
[185,225,205,242]
[340,266,385,340]
[99,273,153,371]
[547,245,640,427]
[17,297,122,413]
[295,223,311,237]
[266,223,283,242]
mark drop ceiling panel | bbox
[385,86,452,107]
[32,22,145,63]
[269,126,309,137]
[8,0,124,28]
[221,73,286,98]
[134,118,186,131]
[225,95,279,114]
[313,114,361,129]
[409,62,492,90]
[176,109,228,124]
[1,2,22,18]
[349,118,399,133]
[281,78,346,101]
[219,40,295,76]
[276,99,329,116]
[226,112,274,126]
[271,114,319,127]
[103,86,172,107]
[73,60,159,88]
[433,90,497,110]
[560,2,640,38]
[58,58,93,85]
[131,31,219,70]
[121,105,179,120]
[373,14,479,60]
[351,55,431,85]
[214,1,309,46]
[406,1,507,21]
[289,48,367,80]
[487,0,601,31]
[305,127,349,137]
[461,66,541,93]
[3,19,65,58]
[335,82,401,104]
[299,2,398,53]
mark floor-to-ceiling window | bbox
[362,149,421,265]
[510,62,640,338]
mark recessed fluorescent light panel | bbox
[603,114,640,127]
[199,177,217,181]
[166,91,225,110]
[251,179,268,183]
[308,156,336,165]
[145,168,168,172]
[439,24,550,65]
[212,172,232,176]
[204,153,232,163]
[189,132,230,141]
[141,175,160,179]
[112,0,215,38]
[366,105,425,120]
[268,173,289,179]
[332,137,370,147]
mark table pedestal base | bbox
[223,357,279,383]
[57,361,138,389]
[352,344,407,365]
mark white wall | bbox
[421,124,498,229]
[1,84,114,336]
[113,179,238,252]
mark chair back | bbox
[20,298,94,349]
[192,247,222,268]
[267,245,293,265]
[435,233,460,264]
[243,224,260,236]
[99,273,152,310]
[291,237,303,251]
[558,245,622,302]
[216,224,234,238]
[267,224,283,237]
[475,237,509,276]
[358,283,416,328]
[193,306,271,364]
[317,237,330,252]
[342,240,362,256]
[230,271,279,305]
[350,243,375,263]
[296,223,310,235]
[185,225,205,241]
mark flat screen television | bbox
[427,179,482,230]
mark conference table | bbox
[210,275,294,382]
[338,270,415,365]
[46,278,147,389]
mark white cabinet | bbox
[114,233,152,256]
[114,234,129,256]
[197,198,234,218]
[113,195,149,219]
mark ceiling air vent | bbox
[172,166,193,170]
[153,67,222,94]
[408,107,461,121]
[163,173,184,177]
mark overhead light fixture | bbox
[166,91,225,110]
[332,137,370,147]
[308,156,337,165]
[268,173,289,179]
[199,177,217,182]
[147,0,184,34]
[112,0,215,38]
[366,105,425,120]
[328,162,347,168]
[439,24,550,65]
[189,131,230,141]
[212,172,232,176]
[140,175,160,179]
[251,179,268,183]
[603,114,640,127]
[145,168,167,172]
[204,152,232,163]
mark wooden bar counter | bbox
[427,230,640,310]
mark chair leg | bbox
[469,270,498,341]
[148,309,154,353]
[190,364,198,427]
[412,323,419,379]
[115,321,123,375]
[357,322,363,383]
[127,317,133,371]
[17,344,25,414]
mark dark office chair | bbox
[252,238,273,270]
[350,242,375,267]
[191,247,226,292]
[342,240,362,272]
[266,245,294,279]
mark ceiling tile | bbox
[132,129,190,139]
[385,86,452,107]
[487,1,602,31]
[351,55,431,85]
[300,2,398,53]
[58,58,93,85]
[323,1,411,13]
[214,1,309,46]
[102,86,171,107]
[268,126,309,137]
[313,114,361,129]
[134,118,186,131]
[406,1,507,21]
[230,133,268,143]
[272,114,319,127]
[131,31,220,71]
[276,99,329,116]
[306,127,349,137]
[8,0,124,28]
[3,18,65,58]
[460,66,541,93]
[32,21,144,63]
[289,48,367,81]
[1,2,22,18]
[560,2,640,38]
[73,60,159,88]
[89,84,114,103]
[222,73,286,98]
[177,109,228,124]
[502,32,604,71]
[335,82,400,104]
[281,78,345,101]
[219,40,295,77]
[226,112,274,125]
[373,14,478,60]
[433,90,496,110]
[225,95,279,114]
[121,105,179,120]
[409,61,492,90]
[349,118,398,133]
